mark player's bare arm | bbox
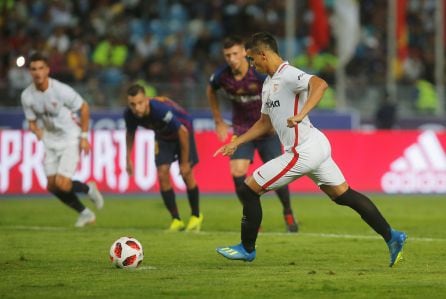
[214,113,273,157]
[28,120,44,140]
[79,102,91,154]
[125,131,135,175]
[178,125,191,177]
[287,76,328,128]
[206,85,230,142]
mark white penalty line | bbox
[1,225,444,243]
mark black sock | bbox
[232,175,246,204]
[334,188,391,242]
[161,189,180,219]
[237,183,262,253]
[275,185,292,215]
[51,190,85,213]
[72,180,89,194]
[187,186,200,217]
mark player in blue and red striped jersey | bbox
[124,84,203,232]
[207,35,298,232]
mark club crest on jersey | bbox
[163,111,173,123]
[44,100,60,115]
[249,83,259,92]
[273,84,279,92]
[265,99,280,108]
[235,88,245,95]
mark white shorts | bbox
[253,130,345,191]
[44,142,80,178]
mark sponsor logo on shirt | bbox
[265,100,280,108]
[227,94,261,103]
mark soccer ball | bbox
[109,237,144,269]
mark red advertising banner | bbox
[1,130,445,195]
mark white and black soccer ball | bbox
[109,237,144,269]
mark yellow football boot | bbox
[185,214,204,232]
[168,218,185,232]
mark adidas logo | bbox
[381,130,446,194]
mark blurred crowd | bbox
[0,0,441,112]
[351,0,438,85]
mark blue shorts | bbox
[154,133,199,167]
[231,133,282,163]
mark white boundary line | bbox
[1,225,445,242]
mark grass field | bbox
[1,194,446,299]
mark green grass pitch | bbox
[1,194,446,298]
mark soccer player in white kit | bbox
[21,52,104,227]
[207,35,298,232]
[215,32,407,267]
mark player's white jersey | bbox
[260,62,317,153]
[21,78,84,148]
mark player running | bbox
[214,32,406,267]
[124,84,203,232]
[207,35,298,232]
[21,52,104,228]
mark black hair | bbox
[127,84,145,96]
[245,32,279,54]
[28,52,49,66]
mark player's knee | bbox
[322,182,349,201]
[54,176,72,192]
[231,169,248,177]
[229,161,249,177]
[182,173,196,189]
[157,173,171,190]
[157,165,169,176]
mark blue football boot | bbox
[387,229,407,267]
[216,243,256,262]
